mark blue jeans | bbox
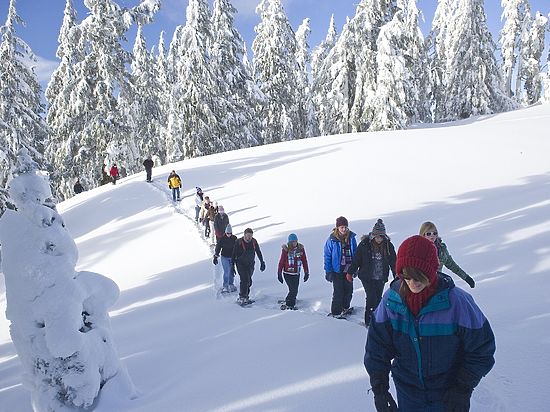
[195,205,201,222]
[172,187,180,201]
[221,256,235,287]
[395,383,446,412]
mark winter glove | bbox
[345,273,353,283]
[325,271,333,282]
[444,386,472,412]
[213,256,218,265]
[371,378,397,412]
[304,272,309,282]
[260,261,266,272]
[278,273,283,284]
[465,275,475,288]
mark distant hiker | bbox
[206,202,218,244]
[194,187,204,222]
[199,196,211,224]
[324,216,357,318]
[419,221,476,288]
[167,170,182,201]
[109,164,119,185]
[143,156,154,182]
[232,227,265,305]
[277,233,309,310]
[213,205,230,242]
[73,179,84,195]
[347,219,396,326]
[213,224,238,293]
[365,235,495,412]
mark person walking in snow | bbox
[324,216,357,318]
[109,164,119,185]
[232,228,265,305]
[277,233,309,310]
[213,205,230,242]
[143,156,154,182]
[167,170,182,201]
[365,235,495,412]
[347,219,396,327]
[204,202,218,241]
[213,224,238,293]
[419,221,476,288]
[194,187,204,222]
[73,179,84,195]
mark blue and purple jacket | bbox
[364,273,495,392]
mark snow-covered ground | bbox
[1,104,549,411]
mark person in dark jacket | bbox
[419,221,476,288]
[232,227,265,305]
[213,205,230,242]
[73,179,84,194]
[109,164,119,185]
[213,224,238,293]
[347,219,396,326]
[277,233,310,309]
[365,235,495,412]
[323,216,358,318]
[143,157,154,182]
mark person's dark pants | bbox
[172,187,180,201]
[145,168,152,182]
[395,382,446,412]
[283,274,300,306]
[359,278,385,326]
[111,176,117,185]
[331,272,353,315]
[236,263,254,299]
[204,218,210,236]
[195,205,201,222]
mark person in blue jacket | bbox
[324,216,357,318]
[364,235,495,412]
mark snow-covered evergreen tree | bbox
[155,31,170,165]
[517,11,548,104]
[499,0,531,98]
[438,0,514,120]
[0,148,135,411]
[252,0,303,143]
[311,15,337,82]
[0,0,48,214]
[295,18,318,137]
[210,0,259,150]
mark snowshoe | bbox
[237,297,254,307]
[342,307,354,316]
[280,304,296,310]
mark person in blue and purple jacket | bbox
[364,235,495,412]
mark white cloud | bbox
[21,54,59,86]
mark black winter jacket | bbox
[348,236,396,282]
[214,234,237,258]
[232,237,264,267]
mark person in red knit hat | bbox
[365,235,495,412]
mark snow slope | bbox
[1,104,550,411]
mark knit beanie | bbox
[335,216,349,227]
[396,235,439,284]
[288,233,298,242]
[225,224,232,234]
[218,205,225,213]
[371,219,386,236]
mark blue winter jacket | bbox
[364,273,495,393]
[323,230,358,273]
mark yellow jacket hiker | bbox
[167,170,182,201]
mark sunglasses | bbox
[424,231,438,237]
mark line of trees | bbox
[1,0,549,211]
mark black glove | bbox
[465,276,475,288]
[373,392,398,412]
[444,386,472,412]
[260,261,266,272]
[325,271,333,282]
[304,272,309,282]
[277,273,283,284]
[213,256,218,265]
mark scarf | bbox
[405,279,439,316]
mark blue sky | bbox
[1,0,549,86]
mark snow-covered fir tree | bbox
[371,0,430,130]
[155,31,170,165]
[499,0,531,98]
[517,11,548,104]
[45,0,159,198]
[0,0,48,214]
[167,0,220,159]
[311,14,337,82]
[541,16,550,103]
[252,0,304,143]
[437,0,514,121]
[0,148,136,411]
[210,0,260,150]
[295,18,318,137]
[127,24,164,163]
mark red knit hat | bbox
[396,235,439,284]
[336,216,349,227]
